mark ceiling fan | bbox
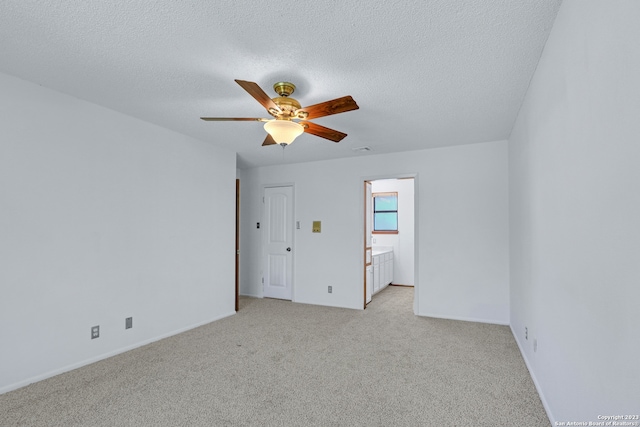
[201,79,359,147]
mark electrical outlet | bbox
[525,327,528,340]
[91,325,99,339]
[328,285,332,293]
[534,339,538,352]
[125,317,133,329]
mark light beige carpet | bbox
[0,286,549,426]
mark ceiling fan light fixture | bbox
[264,119,304,145]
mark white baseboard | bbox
[239,292,261,298]
[0,311,236,395]
[419,311,509,326]
[510,325,555,427]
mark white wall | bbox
[509,0,640,422]
[370,179,415,286]
[240,140,510,324]
[0,72,237,393]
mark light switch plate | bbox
[312,221,321,233]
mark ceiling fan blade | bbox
[300,121,347,142]
[200,117,267,121]
[235,79,282,114]
[298,96,359,120]
[262,134,277,146]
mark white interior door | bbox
[263,186,293,300]
[365,181,372,306]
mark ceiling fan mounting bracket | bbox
[273,82,296,97]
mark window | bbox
[373,192,398,233]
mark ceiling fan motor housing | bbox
[270,82,302,119]
[270,96,301,118]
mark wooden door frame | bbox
[235,178,239,312]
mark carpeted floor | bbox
[0,286,549,426]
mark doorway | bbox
[262,185,294,300]
[363,177,416,311]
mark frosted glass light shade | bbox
[264,120,304,145]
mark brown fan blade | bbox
[297,96,359,120]
[300,121,347,142]
[262,134,277,146]
[200,117,266,121]
[235,80,282,114]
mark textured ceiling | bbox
[0,0,561,168]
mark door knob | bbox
[286,247,291,252]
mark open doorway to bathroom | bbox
[363,177,416,311]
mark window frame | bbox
[372,192,399,234]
